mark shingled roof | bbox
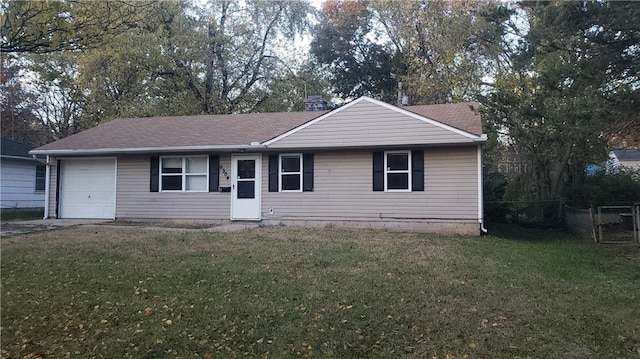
[405,102,482,136]
[1,138,40,159]
[32,98,483,155]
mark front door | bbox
[231,154,262,220]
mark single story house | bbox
[1,138,46,211]
[608,149,640,171]
[31,96,487,234]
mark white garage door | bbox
[60,159,116,219]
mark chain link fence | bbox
[486,200,639,244]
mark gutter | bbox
[30,143,268,156]
[43,155,50,219]
[30,154,48,165]
[478,144,488,235]
[1,154,43,161]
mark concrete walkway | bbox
[1,219,260,237]
[92,222,259,233]
[0,219,112,237]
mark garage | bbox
[59,158,116,219]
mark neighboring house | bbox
[1,138,46,210]
[31,96,487,234]
[608,149,640,170]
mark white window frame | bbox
[160,156,209,192]
[384,150,412,192]
[279,153,303,192]
[34,164,46,193]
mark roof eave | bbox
[1,154,40,161]
[30,144,267,156]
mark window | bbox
[373,150,423,192]
[268,153,314,192]
[280,154,302,191]
[35,164,46,192]
[385,151,411,191]
[160,156,208,192]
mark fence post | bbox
[631,204,640,244]
[597,206,603,243]
[558,198,564,224]
[589,207,596,242]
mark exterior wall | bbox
[269,100,475,149]
[115,154,232,220]
[47,147,481,234]
[261,147,479,226]
[619,160,640,170]
[1,158,45,209]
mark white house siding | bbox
[1,158,45,209]
[619,160,640,169]
[269,100,475,149]
[261,147,479,225]
[115,154,232,220]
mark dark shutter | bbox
[303,153,314,192]
[268,154,279,192]
[150,157,159,192]
[412,150,424,191]
[373,152,384,191]
[209,155,219,192]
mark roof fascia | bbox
[30,144,267,156]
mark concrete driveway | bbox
[1,219,259,237]
[0,219,112,237]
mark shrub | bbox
[566,167,640,207]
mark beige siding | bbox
[262,147,479,221]
[115,154,231,220]
[270,101,475,149]
[47,157,58,217]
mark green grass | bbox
[0,208,43,222]
[1,227,639,358]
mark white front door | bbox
[231,154,261,220]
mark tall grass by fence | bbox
[485,199,564,227]
[564,205,595,240]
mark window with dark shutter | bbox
[209,155,219,192]
[150,157,159,192]
[373,151,424,192]
[411,150,424,191]
[268,155,279,192]
[373,152,384,191]
[303,153,314,192]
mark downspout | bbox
[478,144,488,234]
[33,154,50,219]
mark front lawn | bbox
[1,227,638,358]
